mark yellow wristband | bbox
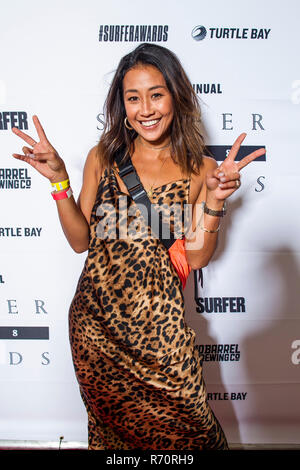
[51,178,70,191]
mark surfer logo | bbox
[192,25,207,41]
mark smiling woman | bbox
[98,43,206,178]
[68,44,230,450]
[123,65,174,148]
[11,41,265,451]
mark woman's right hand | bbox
[12,115,68,183]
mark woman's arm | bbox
[12,115,101,253]
[54,146,101,253]
[185,133,266,269]
[185,157,224,269]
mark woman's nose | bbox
[140,98,154,116]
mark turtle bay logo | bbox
[191,25,207,41]
[99,25,168,42]
[0,227,42,237]
[192,25,271,40]
[207,392,247,401]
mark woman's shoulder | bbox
[85,144,100,164]
[84,144,106,182]
[203,154,218,168]
[197,155,218,174]
[190,155,217,181]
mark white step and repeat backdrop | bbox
[1,0,300,446]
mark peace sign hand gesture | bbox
[12,115,68,183]
[205,133,266,200]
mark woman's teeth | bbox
[141,119,160,127]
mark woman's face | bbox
[123,64,174,146]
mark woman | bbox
[12,43,265,450]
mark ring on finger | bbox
[235,179,241,188]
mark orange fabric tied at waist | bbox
[168,238,191,289]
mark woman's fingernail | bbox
[220,177,226,182]
[218,172,224,177]
[25,153,35,158]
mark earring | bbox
[124,117,133,130]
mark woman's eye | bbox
[152,93,162,99]
[128,96,138,102]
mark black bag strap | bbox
[115,147,203,288]
[114,147,175,250]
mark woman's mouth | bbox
[139,118,161,129]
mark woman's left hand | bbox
[205,133,266,200]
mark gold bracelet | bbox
[199,224,220,233]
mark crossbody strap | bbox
[114,147,175,250]
[114,147,202,290]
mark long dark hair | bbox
[97,43,205,175]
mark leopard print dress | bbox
[68,165,228,450]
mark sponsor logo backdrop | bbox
[0,0,299,445]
